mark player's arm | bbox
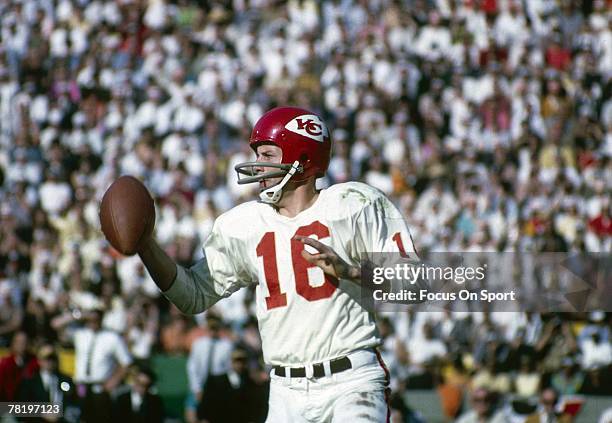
[359,193,427,295]
[139,220,253,315]
[138,238,177,292]
[356,193,418,260]
[137,239,227,315]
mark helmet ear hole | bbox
[299,153,308,164]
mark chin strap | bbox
[259,160,301,204]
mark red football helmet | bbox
[235,106,332,203]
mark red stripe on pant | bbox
[375,349,391,423]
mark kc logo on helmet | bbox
[285,114,329,142]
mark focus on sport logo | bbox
[285,114,329,143]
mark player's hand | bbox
[293,235,360,282]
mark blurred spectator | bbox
[187,313,234,405]
[160,309,190,355]
[579,330,612,370]
[389,392,426,423]
[112,365,164,423]
[38,170,73,217]
[100,281,127,333]
[23,297,56,342]
[514,357,541,398]
[600,407,612,423]
[0,331,37,401]
[377,316,409,392]
[580,366,612,396]
[578,311,610,345]
[0,282,24,346]
[125,298,159,365]
[550,357,585,396]
[406,321,447,388]
[408,322,447,372]
[535,319,578,373]
[197,348,267,423]
[456,387,508,423]
[504,328,536,373]
[545,37,572,72]
[525,388,572,423]
[436,370,465,421]
[16,344,77,418]
[471,353,512,395]
[52,309,132,423]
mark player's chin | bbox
[259,179,279,191]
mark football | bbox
[99,175,155,256]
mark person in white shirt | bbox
[408,322,447,369]
[38,170,72,217]
[580,332,612,370]
[414,10,452,61]
[186,314,234,403]
[52,309,132,423]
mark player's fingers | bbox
[301,250,327,259]
[314,253,330,261]
[301,250,328,264]
[301,249,318,264]
[293,235,329,252]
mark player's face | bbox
[255,144,283,190]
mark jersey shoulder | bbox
[323,182,404,220]
[323,181,389,210]
[213,200,266,236]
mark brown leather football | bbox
[99,175,155,256]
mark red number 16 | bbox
[256,221,338,310]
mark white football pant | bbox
[265,349,390,423]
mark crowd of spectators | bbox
[0,0,611,421]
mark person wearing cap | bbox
[197,348,268,423]
[16,344,76,421]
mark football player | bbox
[137,107,418,422]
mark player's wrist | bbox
[347,266,361,282]
[136,237,155,256]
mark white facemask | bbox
[258,161,301,204]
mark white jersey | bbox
[163,182,416,366]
